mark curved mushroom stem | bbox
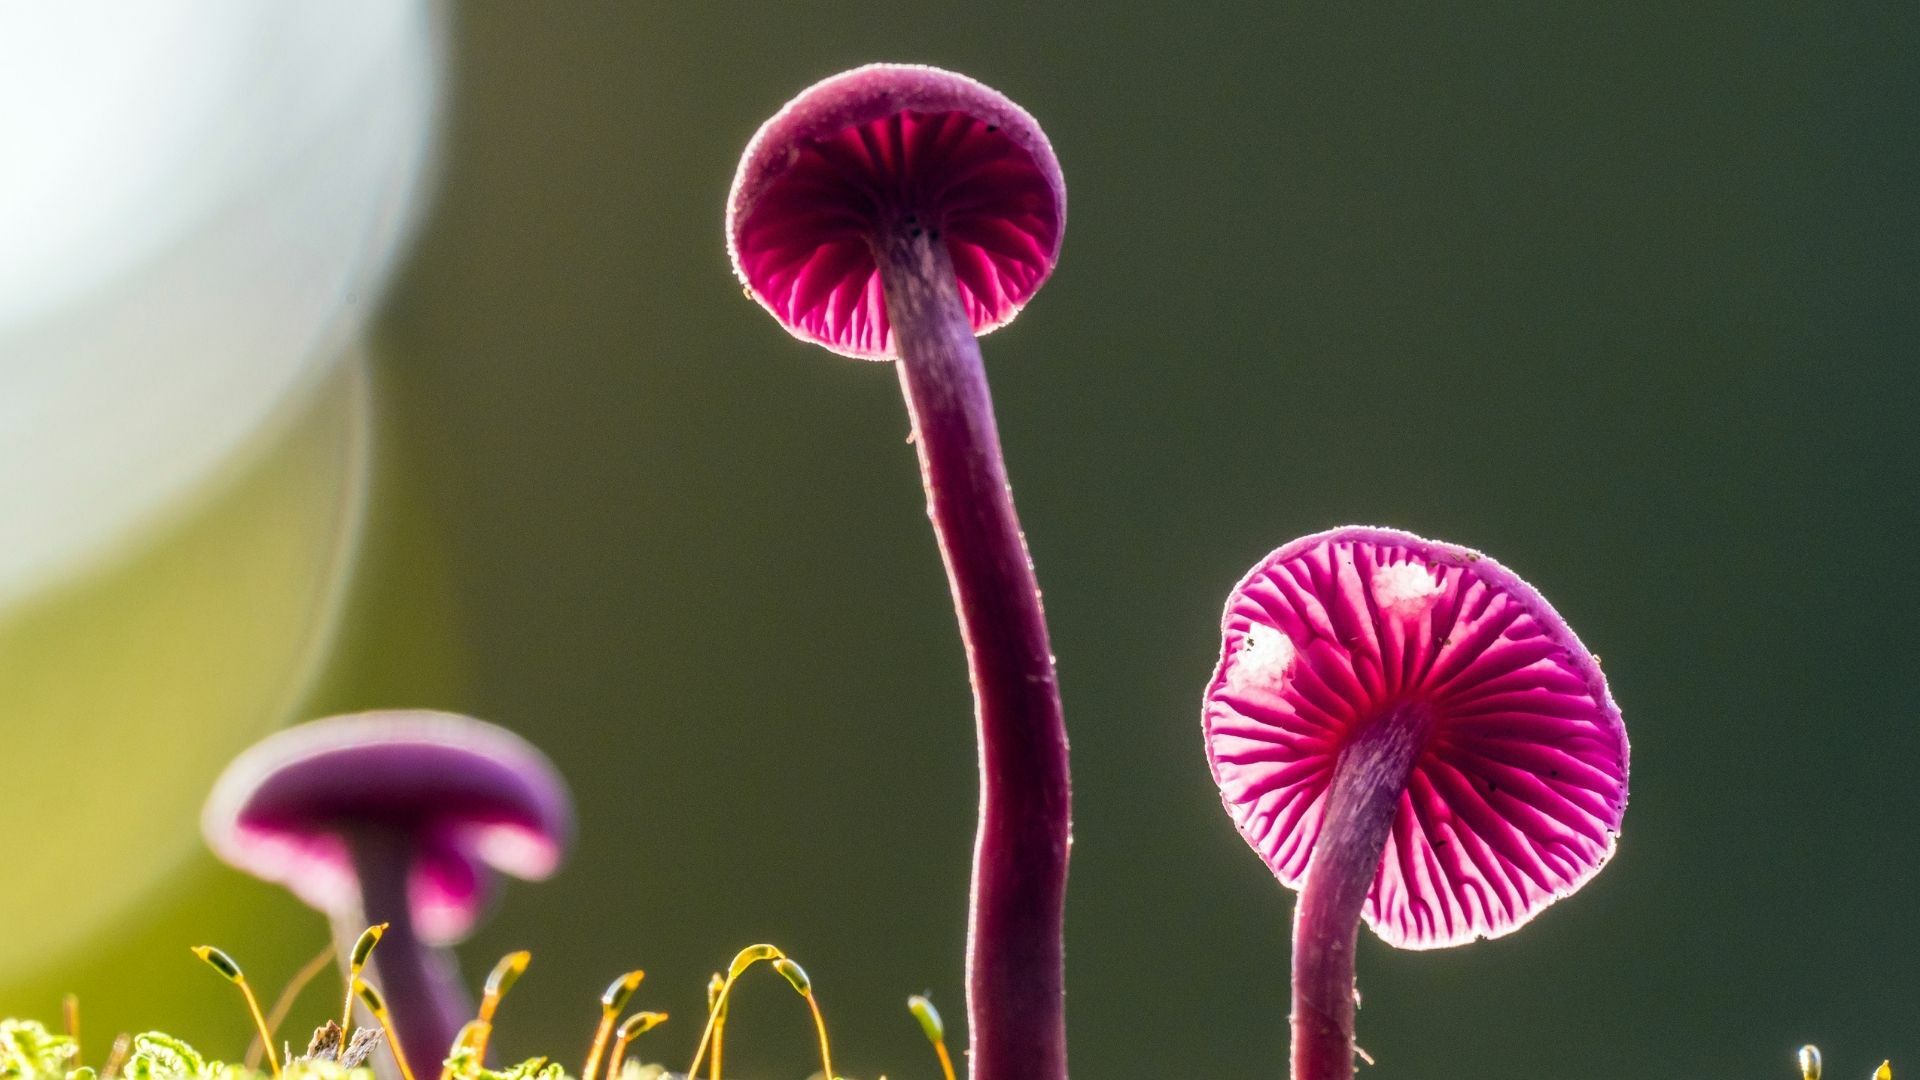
[341,832,474,1080]
[1292,703,1433,1080]
[875,225,1071,1080]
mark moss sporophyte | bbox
[0,998,1890,1080]
[11,928,967,1080]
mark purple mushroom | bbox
[203,710,573,1074]
[1202,527,1629,1079]
[727,64,1069,1080]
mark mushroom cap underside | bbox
[728,63,1065,359]
[1203,526,1629,949]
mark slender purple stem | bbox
[342,831,474,1079]
[1292,703,1432,1080]
[874,225,1071,1080]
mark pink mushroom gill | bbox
[727,63,1065,359]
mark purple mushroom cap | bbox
[203,710,573,944]
[726,63,1066,360]
[1203,527,1629,948]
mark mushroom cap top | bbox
[1202,527,1628,949]
[726,63,1066,360]
[203,710,574,944]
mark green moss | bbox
[0,1024,672,1080]
[438,1049,667,1080]
[0,1019,81,1078]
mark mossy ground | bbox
[0,1020,674,1080]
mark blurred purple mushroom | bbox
[1202,527,1629,1080]
[203,710,573,1074]
[728,64,1069,1080]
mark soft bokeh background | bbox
[4,3,1915,1078]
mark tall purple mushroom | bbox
[1202,527,1628,1080]
[203,710,573,1074]
[727,64,1069,1080]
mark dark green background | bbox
[16,4,1918,1078]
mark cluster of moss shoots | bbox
[1,928,962,1080]
[0,935,1887,1080]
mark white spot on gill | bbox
[1227,623,1295,693]
[1372,561,1444,615]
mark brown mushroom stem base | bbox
[875,226,1071,1080]
[1292,703,1433,1080]
[341,832,476,1080]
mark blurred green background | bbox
[6,3,1916,1078]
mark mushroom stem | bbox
[874,225,1071,1080]
[341,832,474,1080]
[1292,702,1433,1080]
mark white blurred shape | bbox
[0,0,440,603]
